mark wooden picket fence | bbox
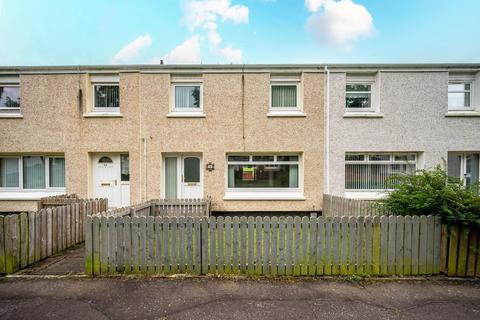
[133,198,211,217]
[85,214,447,276]
[0,198,107,274]
[37,193,81,209]
[440,225,480,277]
[323,194,388,217]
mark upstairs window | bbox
[94,85,119,110]
[346,84,371,110]
[169,77,204,117]
[174,85,201,109]
[0,86,20,109]
[345,153,416,191]
[269,75,303,116]
[448,83,471,110]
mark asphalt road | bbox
[0,277,479,319]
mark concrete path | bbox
[0,277,479,319]
[15,244,85,276]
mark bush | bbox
[376,166,480,228]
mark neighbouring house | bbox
[0,65,324,213]
[325,64,480,199]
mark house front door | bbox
[182,156,202,198]
[93,154,130,208]
[164,154,203,199]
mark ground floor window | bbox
[448,152,479,187]
[345,153,416,191]
[227,154,299,189]
[0,155,65,190]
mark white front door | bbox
[182,156,202,198]
[164,154,203,199]
[93,154,130,208]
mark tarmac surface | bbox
[0,276,479,319]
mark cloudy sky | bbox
[0,0,479,65]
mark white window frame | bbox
[224,154,304,200]
[92,83,120,113]
[0,84,21,111]
[448,81,473,111]
[268,76,305,117]
[344,152,417,193]
[345,81,374,112]
[169,78,204,117]
[0,155,66,193]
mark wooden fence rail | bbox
[0,198,107,274]
[323,194,387,217]
[85,214,449,276]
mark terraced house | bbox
[1,63,479,213]
[0,65,324,213]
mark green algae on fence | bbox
[85,214,456,277]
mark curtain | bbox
[23,156,45,189]
[175,86,200,108]
[49,158,65,188]
[165,157,177,199]
[0,158,19,187]
[228,166,235,188]
[289,165,299,188]
[272,85,297,108]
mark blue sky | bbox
[0,0,479,65]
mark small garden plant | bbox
[377,166,480,228]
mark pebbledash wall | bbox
[326,65,480,199]
[0,65,324,212]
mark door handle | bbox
[115,179,117,186]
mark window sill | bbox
[344,191,387,200]
[0,113,23,119]
[83,112,123,118]
[267,110,307,118]
[0,190,67,201]
[343,112,383,118]
[224,191,305,201]
[166,112,206,118]
[445,111,480,117]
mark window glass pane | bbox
[252,155,274,162]
[94,85,119,108]
[346,92,371,109]
[23,156,45,189]
[345,153,416,190]
[449,92,470,108]
[165,157,177,199]
[277,155,299,162]
[184,157,200,183]
[120,154,129,182]
[175,86,200,108]
[345,154,364,161]
[369,154,390,161]
[228,164,298,188]
[0,158,19,187]
[0,87,20,108]
[346,84,371,92]
[271,85,297,108]
[448,83,470,91]
[49,158,65,188]
[228,155,250,162]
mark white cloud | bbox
[181,0,248,61]
[220,45,242,63]
[111,34,152,64]
[306,0,373,47]
[182,0,249,31]
[155,36,201,64]
[304,0,328,12]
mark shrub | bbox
[376,166,480,228]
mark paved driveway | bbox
[0,277,479,319]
